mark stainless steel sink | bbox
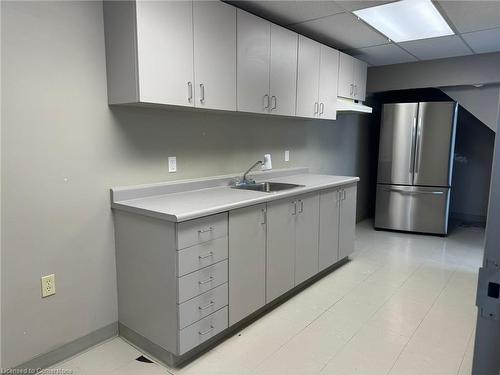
[232,182,304,193]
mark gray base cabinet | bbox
[113,182,357,365]
[228,204,267,325]
[266,199,296,302]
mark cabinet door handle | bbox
[187,81,193,102]
[198,301,215,310]
[319,102,324,115]
[198,276,214,285]
[336,190,341,205]
[292,201,297,215]
[314,102,319,114]
[261,208,267,225]
[263,94,270,109]
[198,251,214,260]
[198,226,214,234]
[200,83,205,103]
[298,200,304,213]
[199,325,214,335]
[271,96,277,110]
[354,85,357,97]
[342,190,346,200]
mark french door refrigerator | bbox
[375,102,458,235]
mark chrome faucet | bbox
[239,160,263,185]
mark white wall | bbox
[1,1,377,367]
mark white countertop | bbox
[111,170,359,222]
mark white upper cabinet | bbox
[318,45,339,120]
[338,52,354,100]
[237,10,271,114]
[193,1,236,111]
[136,1,194,107]
[338,52,367,102]
[297,36,339,120]
[269,25,298,117]
[296,36,321,118]
[237,12,298,116]
[353,59,368,101]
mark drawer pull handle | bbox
[198,251,214,260]
[199,276,214,285]
[198,226,214,234]
[198,301,215,310]
[199,325,214,336]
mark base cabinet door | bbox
[319,189,340,271]
[229,204,267,325]
[266,199,296,303]
[339,185,357,259]
[295,193,320,285]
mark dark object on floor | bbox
[136,355,154,363]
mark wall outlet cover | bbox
[285,150,290,162]
[41,274,56,298]
[168,156,177,173]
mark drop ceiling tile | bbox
[227,1,345,25]
[350,43,418,66]
[335,0,396,11]
[437,1,500,33]
[399,35,472,61]
[461,27,500,54]
[290,12,389,50]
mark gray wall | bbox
[367,52,500,93]
[450,108,495,225]
[1,1,377,367]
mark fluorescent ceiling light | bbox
[354,0,454,43]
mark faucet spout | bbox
[241,160,263,184]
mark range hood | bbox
[336,97,372,113]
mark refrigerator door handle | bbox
[409,116,417,177]
[414,116,423,176]
[379,187,444,195]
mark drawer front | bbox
[179,307,228,355]
[177,237,228,277]
[178,283,228,329]
[177,213,228,250]
[178,260,228,303]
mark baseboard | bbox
[14,322,118,372]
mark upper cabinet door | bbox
[296,36,321,118]
[353,59,367,101]
[237,10,271,114]
[193,1,236,111]
[318,46,339,120]
[269,25,298,117]
[135,1,194,107]
[337,52,354,100]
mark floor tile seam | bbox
[384,268,458,375]
[455,326,477,375]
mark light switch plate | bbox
[168,157,177,173]
[284,150,290,162]
[41,274,56,298]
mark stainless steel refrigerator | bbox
[375,102,458,235]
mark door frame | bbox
[472,96,500,373]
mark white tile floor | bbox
[48,220,483,375]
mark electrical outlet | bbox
[41,274,56,298]
[168,156,177,173]
[284,150,290,162]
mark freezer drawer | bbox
[375,185,450,235]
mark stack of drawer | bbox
[176,212,229,354]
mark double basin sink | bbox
[232,182,304,193]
